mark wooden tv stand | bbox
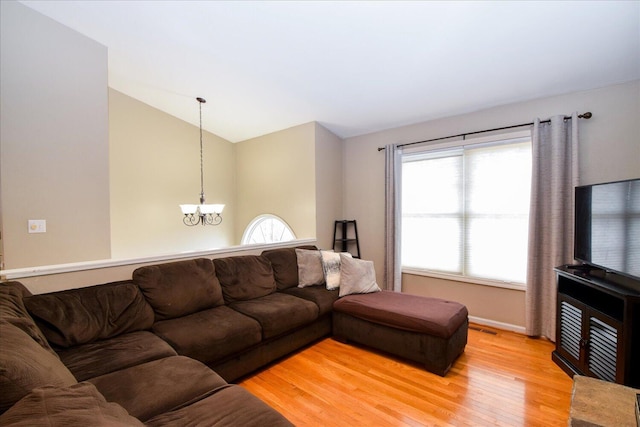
[553,265,640,388]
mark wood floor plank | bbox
[239,326,573,426]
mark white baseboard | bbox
[468,315,526,335]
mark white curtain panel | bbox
[384,144,403,292]
[526,113,579,340]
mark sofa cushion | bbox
[0,382,144,426]
[145,384,294,427]
[0,281,55,355]
[133,258,224,321]
[24,281,154,348]
[214,255,276,303]
[280,286,339,317]
[57,331,177,382]
[89,356,227,422]
[0,322,77,414]
[152,306,262,365]
[229,293,319,339]
[261,245,317,290]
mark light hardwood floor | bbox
[239,325,574,426]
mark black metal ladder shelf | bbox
[332,220,360,258]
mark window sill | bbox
[402,267,526,291]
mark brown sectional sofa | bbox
[1,246,332,426]
[0,245,469,426]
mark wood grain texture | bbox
[239,325,573,426]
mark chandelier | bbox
[180,97,224,226]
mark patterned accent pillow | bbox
[338,254,381,297]
[321,251,352,290]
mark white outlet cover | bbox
[28,219,46,233]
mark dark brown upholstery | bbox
[0,323,77,414]
[214,255,277,302]
[144,384,294,427]
[0,382,144,426]
[133,258,224,321]
[281,285,339,316]
[24,281,154,348]
[333,291,468,376]
[229,293,319,339]
[261,245,317,290]
[0,281,56,355]
[57,331,177,381]
[211,316,332,383]
[333,291,468,338]
[152,306,262,365]
[89,356,227,422]
[0,248,346,423]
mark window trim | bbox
[241,214,296,245]
[400,129,532,287]
[402,267,526,291]
[402,129,531,156]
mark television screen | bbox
[575,178,640,280]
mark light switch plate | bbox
[28,219,46,233]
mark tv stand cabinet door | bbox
[584,310,623,384]
[556,293,587,374]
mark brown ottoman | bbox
[333,291,468,376]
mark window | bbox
[241,214,296,245]
[401,134,531,285]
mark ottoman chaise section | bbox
[333,290,468,376]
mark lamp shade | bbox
[180,204,198,214]
[199,204,225,214]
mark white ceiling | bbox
[20,1,640,143]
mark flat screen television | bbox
[574,178,640,281]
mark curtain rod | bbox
[377,112,592,151]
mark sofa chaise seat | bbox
[333,290,469,376]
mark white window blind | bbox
[401,137,531,284]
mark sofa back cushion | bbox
[213,255,276,303]
[0,282,55,355]
[261,245,317,290]
[24,281,154,348]
[0,322,77,414]
[133,258,224,321]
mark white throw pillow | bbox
[295,249,324,287]
[321,250,351,290]
[338,253,381,297]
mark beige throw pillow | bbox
[295,249,324,288]
[338,254,381,297]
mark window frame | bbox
[400,130,531,291]
[241,214,296,245]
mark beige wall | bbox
[109,89,236,258]
[0,1,110,269]
[314,123,344,250]
[344,80,640,330]
[235,123,317,242]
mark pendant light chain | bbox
[179,96,224,226]
[198,97,206,204]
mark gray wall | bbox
[1,1,110,268]
[343,80,640,330]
